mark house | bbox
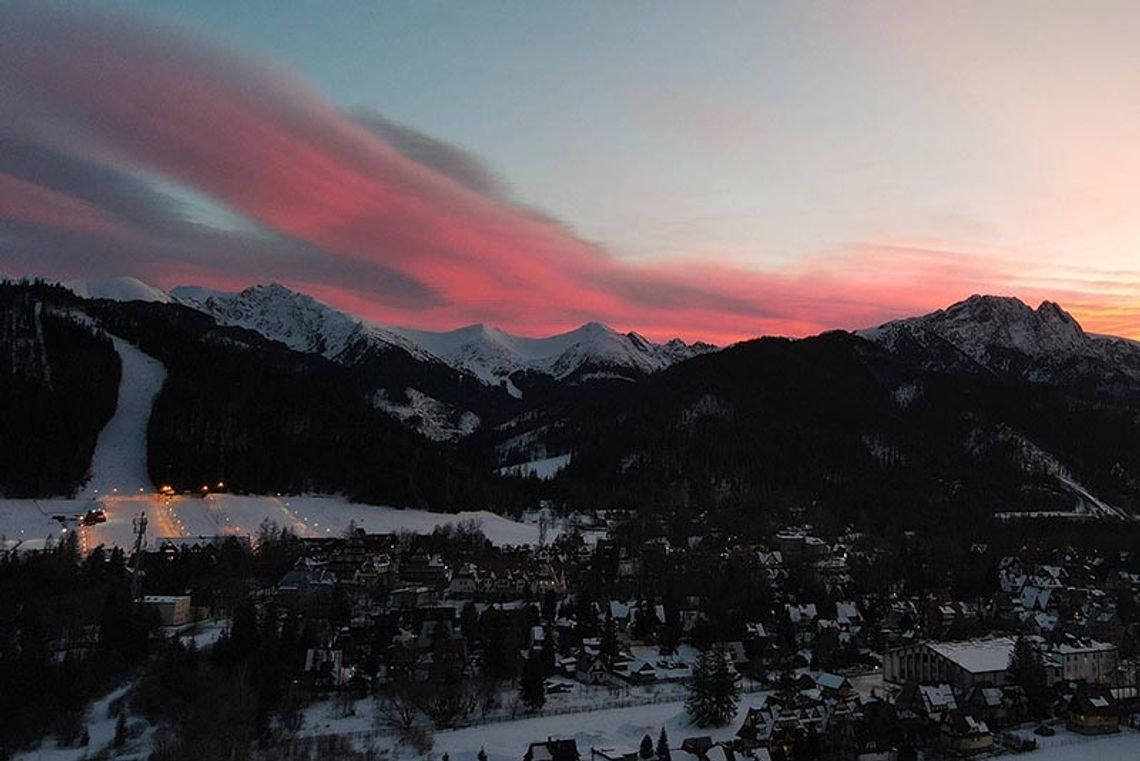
[303,647,347,689]
[814,672,855,700]
[576,652,608,685]
[679,739,747,761]
[141,595,192,627]
[1067,686,1121,735]
[961,685,1027,729]
[678,737,714,759]
[525,738,581,761]
[939,711,993,755]
[589,748,636,761]
[1051,638,1118,684]
[616,659,657,685]
[896,683,957,724]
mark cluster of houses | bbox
[141,516,1140,759]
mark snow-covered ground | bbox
[384,696,755,761]
[0,493,560,551]
[996,728,1140,759]
[82,337,167,498]
[13,683,155,761]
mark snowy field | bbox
[995,729,1140,759]
[390,697,752,761]
[0,493,556,551]
[292,695,759,761]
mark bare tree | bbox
[375,682,422,731]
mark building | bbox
[939,711,993,755]
[885,637,1014,690]
[141,595,191,627]
[1067,687,1120,735]
[525,739,580,761]
[1051,639,1118,684]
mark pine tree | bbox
[658,604,682,656]
[600,614,620,671]
[656,727,671,761]
[1008,635,1047,715]
[519,653,546,712]
[639,734,654,759]
[686,645,740,727]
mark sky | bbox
[1,1,1139,343]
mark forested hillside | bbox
[87,299,509,509]
[545,331,1140,529]
[0,283,119,496]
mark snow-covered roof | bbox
[815,672,848,691]
[928,637,1015,674]
[919,684,957,710]
[1054,639,1115,655]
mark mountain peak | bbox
[62,276,171,304]
[860,293,1092,370]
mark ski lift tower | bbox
[130,511,148,600]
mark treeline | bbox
[0,283,120,496]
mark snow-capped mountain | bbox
[396,320,717,390]
[171,283,433,363]
[858,294,1140,393]
[174,283,716,390]
[62,276,172,304]
[859,295,1086,362]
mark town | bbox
[5,503,1140,761]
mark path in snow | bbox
[82,337,167,498]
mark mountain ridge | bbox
[169,281,717,390]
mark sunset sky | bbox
[2,1,1139,343]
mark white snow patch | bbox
[497,454,573,480]
[373,387,480,441]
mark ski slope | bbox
[82,337,167,498]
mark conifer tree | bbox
[519,653,546,712]
[600,614,620,671]
[1008,635,1047,715]
[686,645,740,726]
[656,727,672,761]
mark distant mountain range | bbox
[171,282,716,393]
[53,278,717,442]
[4,275,1138,523]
